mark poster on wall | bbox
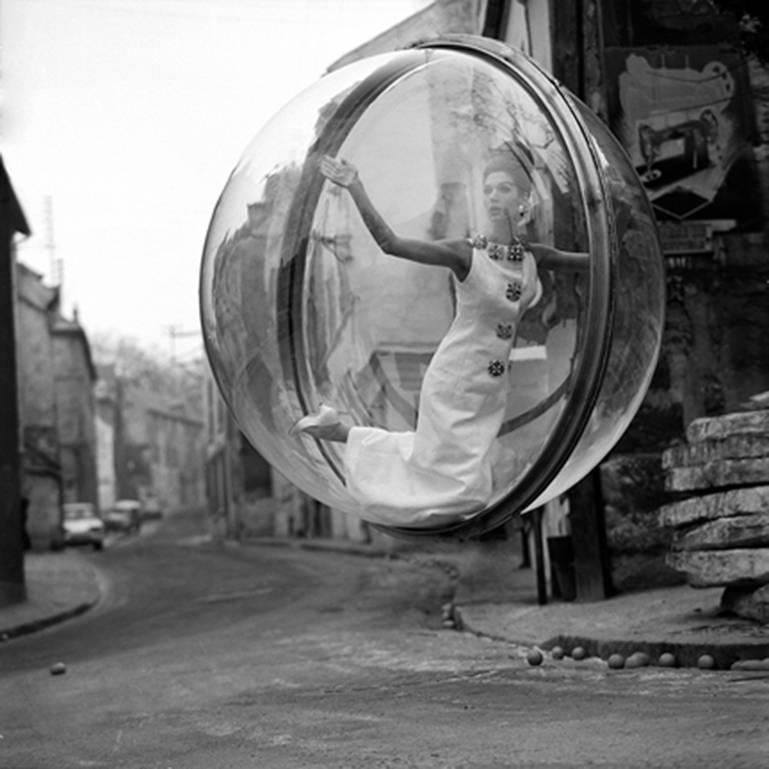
[605,46,758,246]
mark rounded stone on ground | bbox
[550,646,565,660]
[697,653,716,670]
[571,646,587,660]
[658,652,677,668]
[626,651,650,668]
[730,658,769,671]
[526,649,543,666]
[50,662,67,676]
[607,653,625,669]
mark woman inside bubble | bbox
[291,148,588,527]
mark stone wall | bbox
[603,267,769,588]
[15,263,60,548]
[660,410,769,622]
[52,324,98,506]
[592,1,769,589]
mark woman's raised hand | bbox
[319,155,359,187]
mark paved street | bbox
[1,512,767,768]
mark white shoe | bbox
[289,405,340,436]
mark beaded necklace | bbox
[468,234,526,262]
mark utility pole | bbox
[44,195,62,290]
[167,325,201,363]
[0,156,31,605]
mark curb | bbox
[538,633,769,671]
[0,551,107,643]
[457,615,769,671]
[251,538,769,670]
[0,601,96,642]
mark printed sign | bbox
[605,46,758,232]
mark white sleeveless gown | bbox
[343,240,536,527]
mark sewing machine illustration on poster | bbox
[636,108,720,189]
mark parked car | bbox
[55,502,105,551]
[104,499,142,533]
[141,497,163,520]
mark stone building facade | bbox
[15,263,98,548]
[94,376,116,512]
[202,364,277,539]
[52,313,98,506]
[1,157,30,601]
[105,368,205,513]
[566,0,769,589]
[145,401,205,511]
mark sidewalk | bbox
[2,538,768,671]
[455,578,769,671]
[0,551,103,640]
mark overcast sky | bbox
[2,0,429,359]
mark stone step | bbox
[666,547,769,588]
[659,486,769,527]
[686,410,769,444]
[720,583,769,623]
[665,457,769,492]
[672,513,769,551]
[662,434,769,469]
[743,391,769,410]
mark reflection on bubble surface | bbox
[200,37,664,535]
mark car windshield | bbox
[64,505,94,520]
[115,501,140,510]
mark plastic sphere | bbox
[200,35,665,535]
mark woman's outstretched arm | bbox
[320,155,470,280]
[528,242,589,270]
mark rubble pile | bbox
[658,407,769,622]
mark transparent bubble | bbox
[200,37,665,536]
